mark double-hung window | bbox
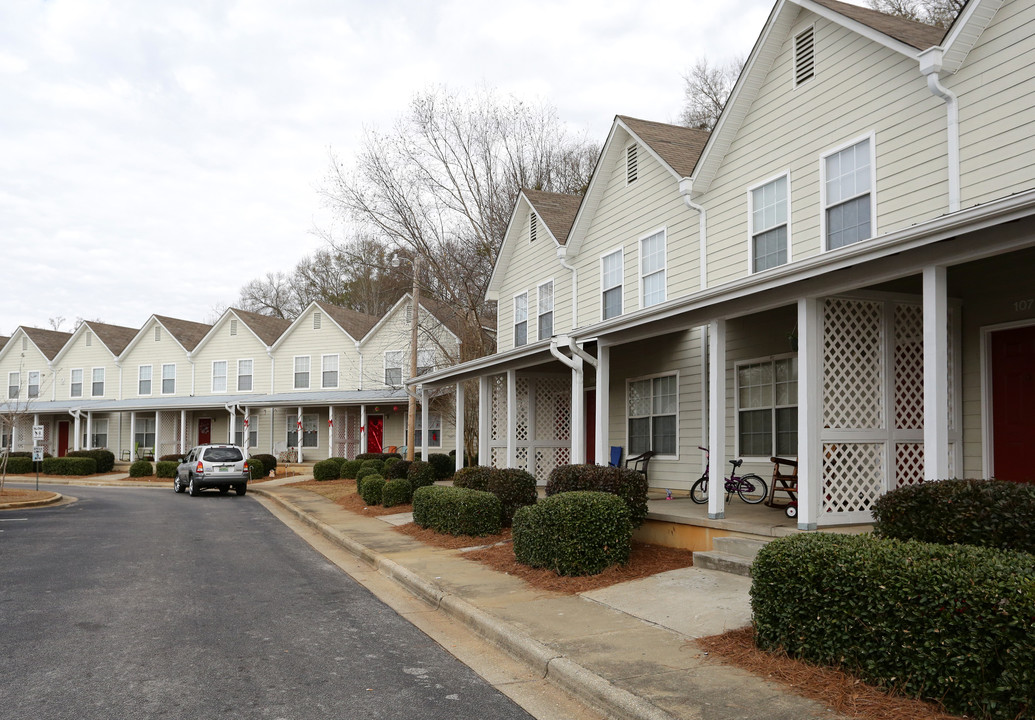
[384,351,403,386]
[514,292,528,347]
[321,354,338,388]
[750,174,789,272]
[414,412,442,448]
[236,360,252,392]
[135,417,156,450]
[70,369,82,398]
[7,372,18,399]
[640,230,666,307]
[417,349,434,376]
[627,374,678,457]
[294,356,310,389]
[28,371,40,399]
[162,364,176,394]
[602,249,623,320]
[138,365,152,395]
[86,418,108,449]
[287,415,318,447]
[91,368,105,397]
[537,281,554,340]
[212,361,227,392]
[737,356,798,457]
[235,415,258,448]
[824,138,872,250]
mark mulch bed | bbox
[0,488,56,503]
[289,479,414,517]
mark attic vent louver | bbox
[529,211,538,243]
[154,327,161,342]
[230,318,238,336]
[313,311,322,330]
[795,26,815,86]
[627,144,638,184]
[86,332,92,347]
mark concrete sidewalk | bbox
[252,484,843,720]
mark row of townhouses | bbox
[415,0,1035,530]
[0,296,465,465]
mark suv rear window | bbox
[203,447,244,462]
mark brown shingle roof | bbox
[0,336,8,351]
[84,321,138,356]
[417,295,469,340]
[810,0,946,49]
[522,189,582,246]
[618,116,710,178]
[231,308,291,346]
[21,327,73,360]
[316,302,380,341]
[154,315,212,352]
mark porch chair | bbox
[766,456,798,509]
[120,450,131,461]
[625,450,655,483]
[608,446,622,467]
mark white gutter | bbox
[557,249,578,330]
[919,48,961,213]
[565,336,597,368]
[680,177,708,289]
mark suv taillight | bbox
[243,461,249,473]
[196,461,204,474]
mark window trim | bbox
[69,368,83,398]
[513,291,528,348]
[27,370,40,399]
[211,360,228,393]
[234,414,258,448]
[600,247,624,321]
[138,364,153,396]
[638,227,667,308]
[536,279,554,342]
[747,170,792,274]
[384,350,403,387]
[321,353,339,389]
[161,363,176,395]
[7,371,18,399]
[91,367,105,397]
[625,371,680,461]
[236,359,253,393]
[293,355,311,390]
[820,132,876,252]
[413,411,443,448]
[286,413,318,448]
[85,417,108,449]
[734,353,799,461]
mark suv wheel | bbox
[235,485,247,496]
[188,477,200,497]
[173,480,185,494]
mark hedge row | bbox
[873,478,1035,555]
[546,464,649,528]
[4,456,34,473]
[751,533,1035,720]
[356,452,401,462]
[66,450,115,473]
[129,460,153,477]
[42,457,97,476]
[412,485,501,537]
[453,465,537,527]
[155,460,178,478]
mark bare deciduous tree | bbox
[867,0,964,27]
[679,56,745,130]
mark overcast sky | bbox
[1,0,783,336]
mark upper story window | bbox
[627,374,678,457]
[294,356,310,389]
[626,144,638,184]
[794,25,815,87]
[601,249,623,320]
[537,281,554,340]
[417,349,434,376]
[737,356,798,458]
[750,174,789,272]
[91,367,105,397]
[384,351,403,386]
[27,371,40,399]
[138,365,152,395]
[824,137,872,250]
[529,211,537,243]
[212,361,227,392]
[70,369,83,398]
[162,363,176,394]
[514,292,528,347]
[322,354,338,388]
[237,360,252,392]
[640,230,666,308]
[8,371,18,399]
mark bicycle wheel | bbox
[689,476,709,504]
[736,474,768,504]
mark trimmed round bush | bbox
[248,458,265,480]
[313,459,340,481]
[488,468,538,527]
[359,474,386,505]
[356,464,382,484]
[42,456,97,476]
[513,491,632,576]
[546,464,649,528]
[360,459,385,474]
[412,485,502,537]
[428,453,454,480]
[4,456,34,474]
[381,478,413,508]
[407,460,437,490]
[452,465,495,491]
[252,453,277,475]
[386,459,411,480]
[383,456,400,473]
[67,449,115,473]
[339,459,362,479]
[155,460,178,478]
[128,460,153,477]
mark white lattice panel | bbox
[15,417,32,451]
[490,446,506,468]
[491,375,507,442]
[895,443,924,487]
[516,378,530,442]
[894,304,924,431]
[159,411,184,456]
[535,447,571,483]
[42,422,52,454]
[535,376,571,442]
[823,442,885,515]
[515,447,529,472]
[824,298,885,430]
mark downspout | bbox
[919,48,961,213]
[550,336,594,464]
[566,336,597,368]
[557,249,578,330]
[679,177,708,289]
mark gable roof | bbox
[808,0,945,49]
[20,327,73,360]
[521,189,583,246]
[315,301,380,341]
[414,295,466,341]
[83,321,138,356]
[0,336,8,351]
[231,308,291,346]
[153,315,212,352]
[617,116,710,178]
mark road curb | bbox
[253,486,677,720]
[0,491,64,510]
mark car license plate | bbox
[218,466,229,472]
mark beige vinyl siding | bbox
[361,301,458,390]
[64,341,120,400]
[702,14,946,288]
[954,0,1035,207]
[192,316,270,395]
[119,320,192,398]
[272,306,361,394]
[0,334,51,402]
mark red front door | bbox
[991,324,1035,482]
[58,421,69,457]
[198,418,212,446]
[368,415,384,454]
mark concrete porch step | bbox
[693,536,772,577]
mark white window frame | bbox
[91,367,105,397]
[820,133,876,252]
[639,228,667,308]
[734,354,799,460]
[212,361,228,393]
[321,354,339,388]
[513,291,528,347]
[234,414,258,448]
[135,417,156,449]
[236,359,252,392]
[85,418,108,449]
[27,371,40,399]
[287,414,318,448]
[414,411,442,448]
[537,279,554,341]
[7,371,17,399]
[138,365,152,396]
[601,247,624,321]
[384,351,403,386]
[748,171,791,273]
[293,355,310,390]
[161,363,176,394]
[625,371,679,460]
[70,368,83,398]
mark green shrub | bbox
[382,478,413,508]
[340,459,362,479]
[8,451,52,459]
[386,459,411,480]
[67,449,115,473]
[356,464,382,484]
[751,533,1035,720]
[253,453,277,474]
[248,458,265,480]
[513,492,632,576]
[41,456,98,476]
[873,478,1035,554]
[360,459,385,475]
[356,452,401,462]
[488,468,538,527]
[128,460,153,477]
[383,456,400,473]
[412,486,502,537]
[4,456,34,474]
[452,465,495,491]
[428,453,454,480]
[155,461,178,478]
[313,459,341,481]
[546,464,649,528]
[407,460,437,490]
[359,475,386,505]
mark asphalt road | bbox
[0,485,534,720]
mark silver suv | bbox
[175,444,249,496]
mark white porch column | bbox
[797,297,821,530]
[923,265,950,481]
[180,410,186,454]
[506,370,517,468]
[707,318,727,519]
[360,405,368,454]
[296,407,303,463]
[455,382,465,471]
[228,407,235,445]
[244,407,251,456]
[85,412,93,450]
[478,376,490,466]
[129,411,135,456]
[570,357,585,465]
[595,344,610,465]
[420,387,430,461]
[155,411,162,456]
[328,405,334,457]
